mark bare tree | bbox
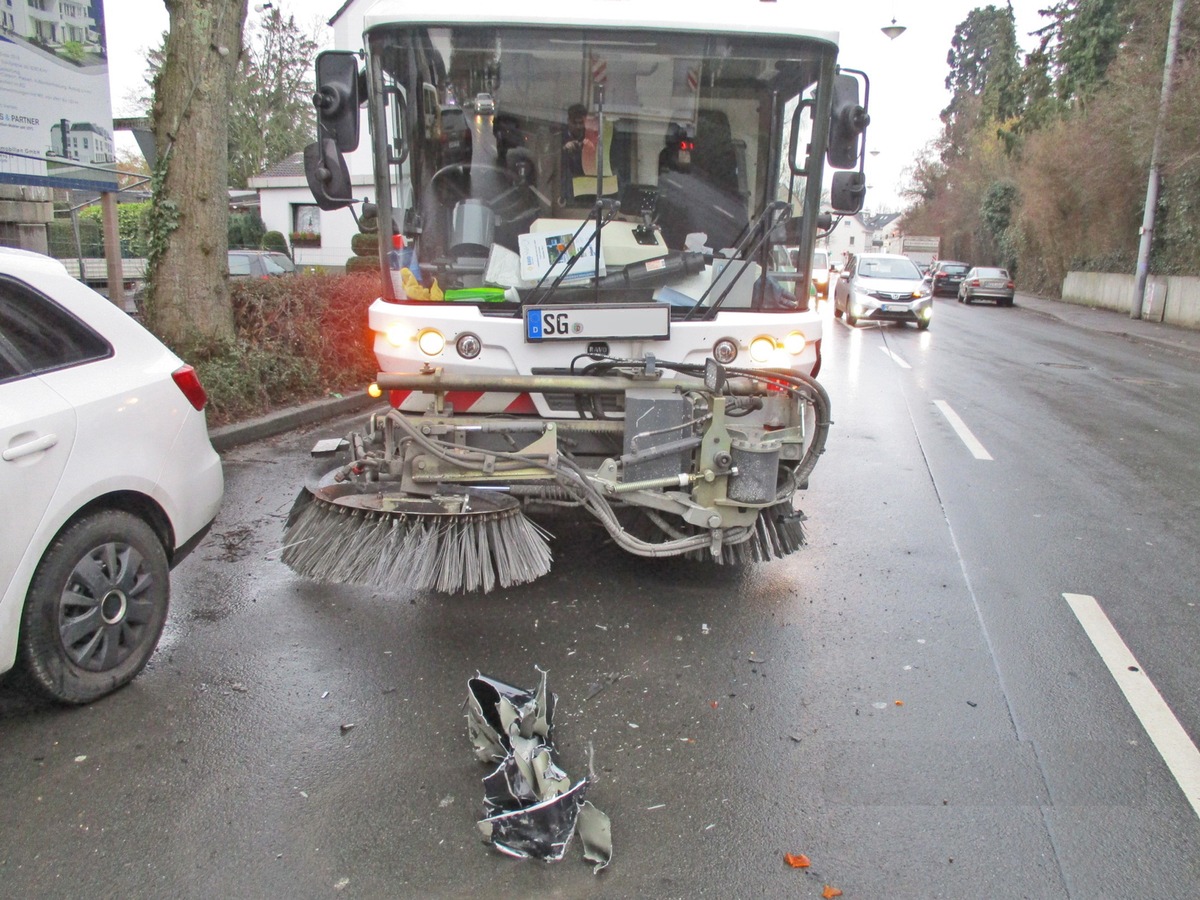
[144,0,246,346]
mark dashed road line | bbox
[880,346,911,369]
[933,400,993,460]
[1064,592,1200,819]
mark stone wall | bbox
[1061,272,1200,329]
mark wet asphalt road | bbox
[2,296,1199,898]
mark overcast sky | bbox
[104,0,1050,212]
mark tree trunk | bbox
[145,0,246,346]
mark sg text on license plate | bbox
[525,305,670,342]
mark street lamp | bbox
[881,18,906,40]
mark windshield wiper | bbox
[683,200,791,321]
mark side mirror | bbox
[304,139,354,211]
[313,51,361,152]
[830,171,866,214]
[827,73,869,170]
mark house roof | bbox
[257,153,306,179]
[328,0,358,26]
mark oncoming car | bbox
[811,248,832,298]
[473,92,495,114]
[0,248,223,704]
[958,266,1015,306]
[833,252,932,329]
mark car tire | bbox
[833,304,843,319]
[845,309,858,326]
[17,510,170,705]
[917,320,930,331]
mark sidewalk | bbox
[1015,291,1200,360]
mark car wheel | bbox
[917,319,930,331]
[845,309,858,326]
[833,303,843,319]
[17,510,170,705]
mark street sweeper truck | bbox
[284,0,873,593]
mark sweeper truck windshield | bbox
[288,2,871,593]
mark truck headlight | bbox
[417,328,445,356]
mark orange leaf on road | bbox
[783,852,811,868]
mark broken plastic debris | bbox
[822,886,843,899]
[467,668,611,871]
[784,852,811,868]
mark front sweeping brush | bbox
[281,483,553,594]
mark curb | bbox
[209,392,380,453]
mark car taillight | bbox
[172,364,208,411]
[970,279,981,286]
[1006,281,1015,289]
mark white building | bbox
[1,0,100,51]
[824,211,901,268]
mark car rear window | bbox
[228,254,253,276]
[976,267,1008,278]
[0,277,111,383]
[262,254,296,275]
[442,109,466,130]
[941,264,969,274]
[812,251,828,268]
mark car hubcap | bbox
[58,541,155,672]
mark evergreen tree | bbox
[227,9,319,188]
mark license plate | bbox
[986,281,1005,288]
[525,305,671,342]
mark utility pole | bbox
[1131,0,1186,320]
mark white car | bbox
[0,248,223,704]
[473,92,495,114]
[833,252,933,330]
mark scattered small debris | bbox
[439,795,455,808]
[822,886,843,899]
[701,623,710,635]
[73,755,87,763]
[321,691,330,699]
[333,877,350,891]
[646,803,666,811]
[784,852,811,868]
[230,682,248,693]
[966,700,977,707]
[747,653,764,664]
[340,723,356,734]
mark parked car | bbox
[437,106,473,167]
[833,252,932,330]
[228,249,296,278]
[474,92,495,114]
[958,266,1015,306]
[0,248,223,704]
[928,260,971,297]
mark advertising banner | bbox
[0,0,117,191]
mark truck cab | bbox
[289,0,872,592]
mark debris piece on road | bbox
[822,886,843,899]
[784,852,811,868]
[340,723,356,734]
[466,668,612,871]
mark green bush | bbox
[261,230,290,256]
[192,272,381,426]
[229,212,266,249]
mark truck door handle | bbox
[3,433,59,461]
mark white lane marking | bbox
[880,346,911,369]
[1064,592,1200,819]
[933,400,993,460]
